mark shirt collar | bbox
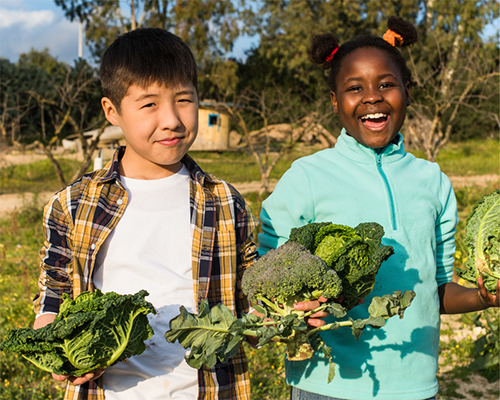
[95,146,217,187]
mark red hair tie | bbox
[325,46,339,62]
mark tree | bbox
[217,83,334,195]
[28,59,107,187]
[54,0,245,65]
[404,0,499,161]
[243,0,419,86]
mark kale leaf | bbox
[456,189,500,294]
[0,289,156,377]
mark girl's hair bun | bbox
[387,16,418,46]
[309,33,340,69]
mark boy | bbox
[33,28,259,400]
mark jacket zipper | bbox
[376,154,397,230]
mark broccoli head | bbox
[287,221,394,310]
[242,241,342,316]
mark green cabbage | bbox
[0,289,156,376]
[456,189,500,294]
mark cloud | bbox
[0,8,87,64]
[0,8,55,30]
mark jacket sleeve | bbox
[33,193,74,315]
[435,173,458,286]
[258,162,314,255]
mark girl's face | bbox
[330,47,410,149]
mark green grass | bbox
[408,138,500,176]
[0,158,86,195]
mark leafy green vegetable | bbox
[0,289,156,377]
[242,241,343,316]
[290,222,394,309]
[456,189,500,294]
[165,292,415,383]
[166,221,414,383]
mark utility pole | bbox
[78,20,83,59]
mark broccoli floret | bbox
[242,241,342,317]
[288,222,332,252]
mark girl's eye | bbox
[380,82,395,89]
[347,86,362,92]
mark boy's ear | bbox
[101,97,120,126]
[330,91,338,114]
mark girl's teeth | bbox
[362,113,386,120]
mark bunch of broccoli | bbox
[288,221,395,309]
[165,221,415,383]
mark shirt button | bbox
[91,243,96,250]
[117,199,123,205]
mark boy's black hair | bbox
[100,28,198,112]
[309,17,418,92]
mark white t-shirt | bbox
[93,165,198,399]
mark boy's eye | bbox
[141,103,155,108]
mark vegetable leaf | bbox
[0,290,156,376]
[456,189,500,293]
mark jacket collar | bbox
[336,128,406,165]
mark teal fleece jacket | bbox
[259,130,458,400]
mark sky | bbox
[0,0,91,64]
[0,0,254,65]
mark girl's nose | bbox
[362,88,383,104]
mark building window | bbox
[208,113,220,127]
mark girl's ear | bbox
[330,91,339,114]
[101,97,120,126]
[405,82,411,106]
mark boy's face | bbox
[102,81,198,179]
[330,47,410,149]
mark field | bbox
[0,138,499,399]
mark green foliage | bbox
[166,292,414,384]
[455,190,500,293]
[463,309,500,382]
[0,290,156,377]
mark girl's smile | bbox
[330,47,410,149]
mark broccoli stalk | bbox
[165,290,415,383]
[166,228,416,383]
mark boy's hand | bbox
[52,369,105,385]
[478,277,500,308]
[294,296,329,327]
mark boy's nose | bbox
[159,108,182,130]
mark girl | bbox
[258,16,499,400]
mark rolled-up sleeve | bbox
[33,194,73,315]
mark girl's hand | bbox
[52,369,105,385]
[294,296,329,327]
[478,277,500,308]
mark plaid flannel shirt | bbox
[33,147,259,400]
